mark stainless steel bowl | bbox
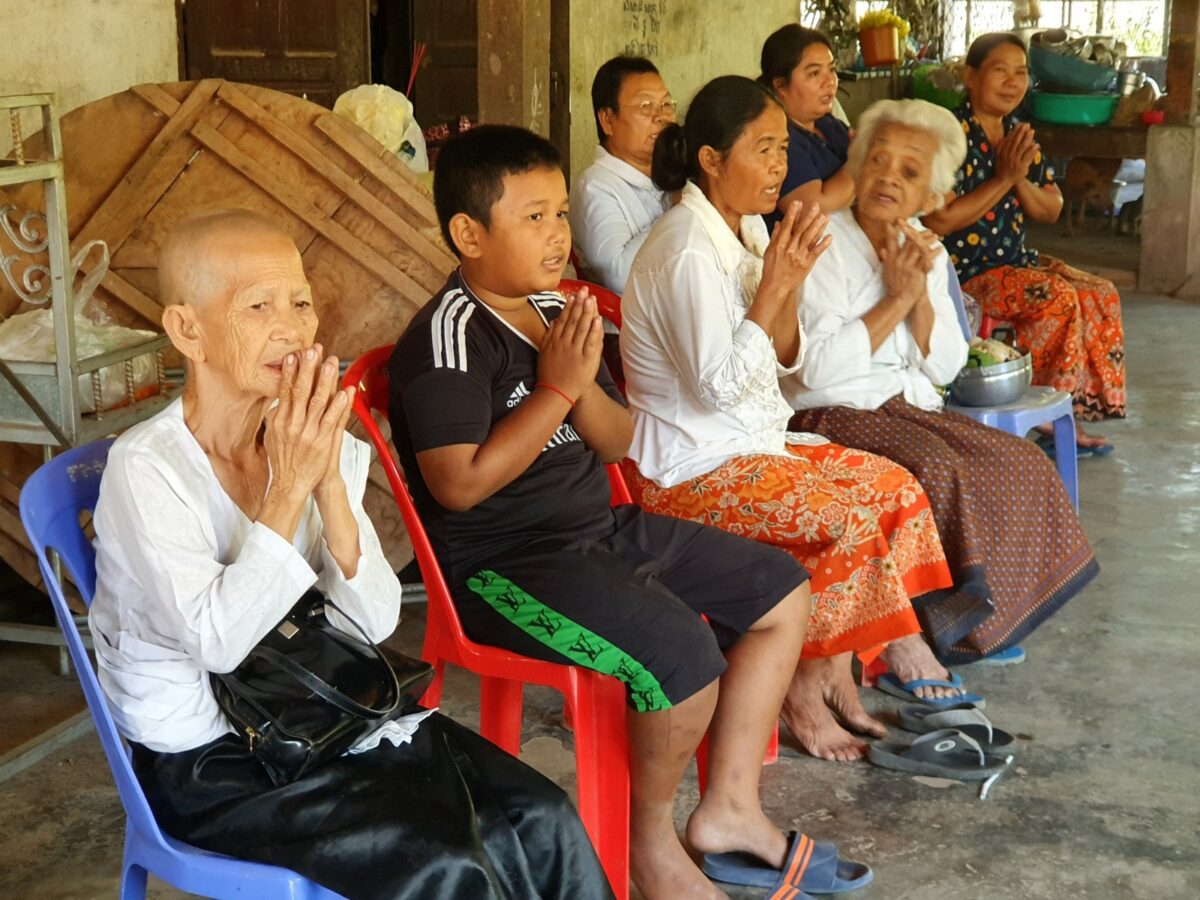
[950,352,1033,407]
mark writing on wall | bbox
[621,0,666,58]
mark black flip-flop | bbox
[897,702,1015,750]
[868,728,1012,781]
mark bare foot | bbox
[631,817,728,900]
[781,655,885,761]
[881,633,956,700]
[822,652,888,738]
[1075,423,1110,449]
[685,797,788,870]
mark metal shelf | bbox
[0,93,180,781]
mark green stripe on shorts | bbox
[465,569,672,712]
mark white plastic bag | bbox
[0,241,159,413]
[334,84,429,173]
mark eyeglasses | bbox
[620,99,678,119]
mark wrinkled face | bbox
[967,42,1029,117]
[707,104,790,217]
[774,43,838,125]
[195,232,317,398]
[855,123,940,222]
[600,72,676,170]
[475,165,571,295]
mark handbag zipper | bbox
[245,725,259,752]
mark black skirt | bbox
[132,711,615,900]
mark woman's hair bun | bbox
[651,123,689,192]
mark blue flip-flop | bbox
[875,671,985,709]
[1035,433,1115,459]
[970,645,1026,667]
[702,830,873,895]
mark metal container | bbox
[1118,70,1145,96]
[950,352,1033,407]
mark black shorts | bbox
[451,506,810,712]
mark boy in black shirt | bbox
[389,126,815,900]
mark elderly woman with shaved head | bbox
[86,210,613,900]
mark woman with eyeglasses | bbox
[569,55,679,295]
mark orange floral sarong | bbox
[963,254,1126,421]
[623,445,953,659]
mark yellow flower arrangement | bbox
[859,8,910,44]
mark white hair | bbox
[846,99,967,211]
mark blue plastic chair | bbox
[943,260,1079,509]
[19,440,344,900]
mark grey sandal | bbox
[897,703,1015,750]
[868,728,1012,782]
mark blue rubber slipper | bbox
[875,671,985,710]
[1035,433,1114,459]
[970,645,1026,667]
[702,830,873,895]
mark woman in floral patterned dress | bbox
[924,32,1126,453]
[620,76,959,762]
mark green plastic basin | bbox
[1032,91,1118,126]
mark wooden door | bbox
[411,0,478,126]
[182,0,369,108]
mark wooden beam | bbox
[130,82,182,117]
[71,80,225,253]
[312,112,441,230]
[216,84,456,281]
[1165,0,1200,125]
[189,122,430,307]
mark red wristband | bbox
[535,382,576,408]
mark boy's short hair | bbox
[434,125,562,256]
[590,55,660,144]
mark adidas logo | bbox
[507,381,532,408]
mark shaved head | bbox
[158,209,318,398]
[158,209,297,307]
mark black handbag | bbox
[210,590,435,786]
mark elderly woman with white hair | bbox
[781,99,1098,669]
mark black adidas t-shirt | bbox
[389,271,625,583]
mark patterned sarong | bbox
[963,254,1126,422]
[790,398,1099,662]
[623,444,952,659]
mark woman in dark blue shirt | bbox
[759,25,854,231]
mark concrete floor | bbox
[1,292,1198,899]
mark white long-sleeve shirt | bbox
[622,182,825,488]
[569,146,671,294]
[88,398,404,753]
[780,209,968,412]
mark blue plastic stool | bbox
[944,259,1080,510]
[19,440,344,900]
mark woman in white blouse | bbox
[782,99,1098,667]
[88,210,612,900]
[621,77,960,763]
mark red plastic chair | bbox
[558,277,623,329]
[343,346,630,899]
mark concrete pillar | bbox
[1140,126,1200,296]
[477,0,551,135]
[1139,0,1200,296]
